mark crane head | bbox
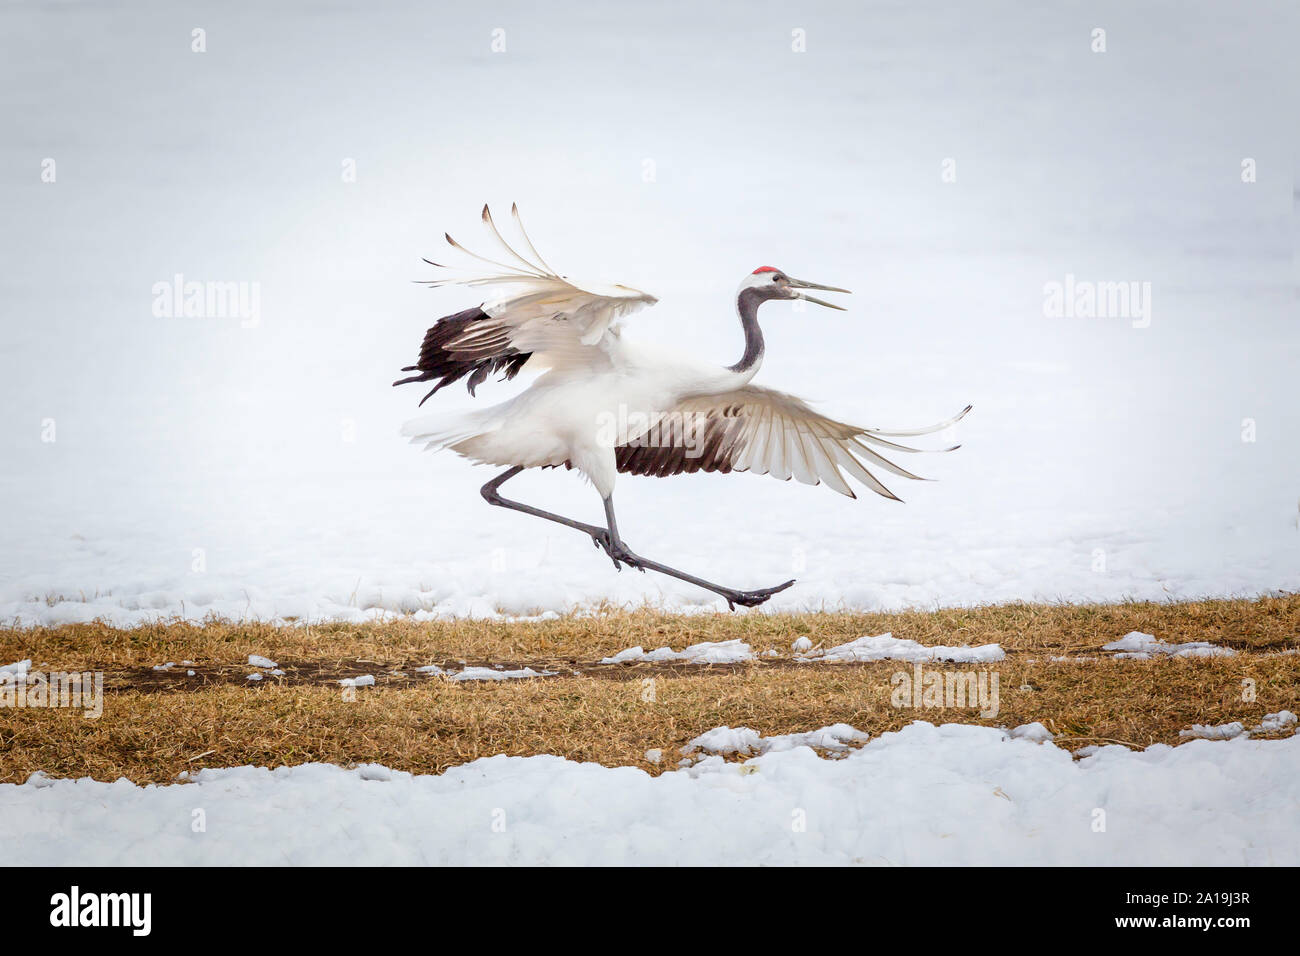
[742,266,850,310]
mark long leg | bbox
[601,494,795,610]
[479,468,794,609]
[480,466,611,551]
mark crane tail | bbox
[400,408,496,452]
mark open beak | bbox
[788,276,851,311]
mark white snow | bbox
[1102,632,1235,660]
[339,675,376,687]
[755,724,872,754]
[0,1,1294,628]
[683,723,872,759]
[601,640,754,665]
[1009,722,1054,743]
[245,673,262,682]
[791,636,813,653]
[1178,712,1297,740]
[1,660,32,683]
[1180,722,1247,741]
[447,667,554,682]
[1179,711,1299,740]
[682,726,764,755]
[247,655,278,669]
[1255,711,1297,734]
[2,721,1296,865]
[808,632,1005,663]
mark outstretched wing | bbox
[616,385,971,500]
[394,204,658,404]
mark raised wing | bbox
[394,205,658,404]
[616,386,971,500]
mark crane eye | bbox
[772,274,782,283]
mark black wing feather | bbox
[615,407,743,477]
[392,306,531,405]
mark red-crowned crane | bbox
[396,206,970,608]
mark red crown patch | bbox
[752,266,778,274]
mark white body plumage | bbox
[404,336,753,497]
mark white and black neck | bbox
[727,286,768,376]
[713,266,846,391]
[689,267,798,395]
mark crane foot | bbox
[589,530,646,572]
[718,579,796,610]
[590,530,794,608]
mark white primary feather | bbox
[421,204,658,364]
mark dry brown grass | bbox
[4,594,1296,669]
[1,595,1296,785]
